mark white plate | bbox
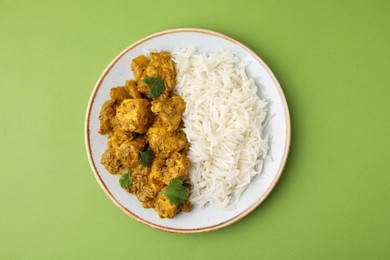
[85,28,290,233]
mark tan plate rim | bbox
[84,28,291,234]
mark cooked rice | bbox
[173,48,268,208]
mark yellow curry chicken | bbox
[98,52,191,218]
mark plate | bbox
[85,28,290,233]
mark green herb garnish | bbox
[143,76,165,98]
[139,146,154,167]
[119,173,132,189]
[161,178,189,206]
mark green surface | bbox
[1,0,389,259]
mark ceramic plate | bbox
[85,28,290,233]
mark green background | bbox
[1,0,389,259]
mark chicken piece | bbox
[110,87,131,100]
[131,55,149,82]
[154,194,178,219]
[128,162,148,194]
[148,156,166,192]
[133,52,176,97]
[145,52,176,93]
[128,162,157,208]
[163,152,190,185]
[125,80,141,99]
[139,185,158,208]
[147,119,189,158]
[108,120,137,150]
[115,136,146,169]
[114,99,154,134]
[151,95,186,132]
[101,133,141,174]
[108,130,136,151]
[100,149,124,174]
[98,99,116,135]
[108,134,126,152]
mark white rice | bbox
[173,48,269,208]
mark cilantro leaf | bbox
[161,178,189,206]
[148,80,165,98]
[139,146,154,167]
[143,76,165,98]
[143,77,154,85]
[119,173,132,189]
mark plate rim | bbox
[84,28,291,234]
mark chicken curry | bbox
[98,52,191,218]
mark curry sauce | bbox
[98,52,192,218]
